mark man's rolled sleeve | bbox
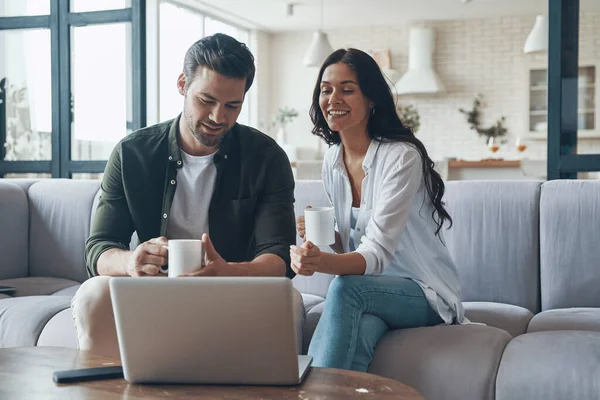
[253,146,296,279]
[84,144,135,277]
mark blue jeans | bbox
[308,275,443,372]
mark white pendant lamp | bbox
[524,15,548,53]
[303,0,333,67]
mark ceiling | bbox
[190,0,600,32]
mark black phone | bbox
[0,286,15,293]
[53,366,124,383]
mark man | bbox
[71,33,303,358]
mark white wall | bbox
[267,12,600,161]
[268,32,323,159]
[249,30,271,132]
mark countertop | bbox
[447,159,521,168]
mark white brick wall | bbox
[267,12,600,162]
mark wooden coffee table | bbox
[0,347,424,399]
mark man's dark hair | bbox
[183,33,255,92]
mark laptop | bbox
[109,276,312,385]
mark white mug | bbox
[164,239,204,278]
[304,207,335,245]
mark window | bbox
[70,0,130,13]
[0,0,49,16]
[1,28,52,162]
[71,22,132,160]
[158,2,204,122]
[547,1,600,179]
[158,1,251,125]
[0,0,145,178]
[4,173,51,178]
[72,173,103,180]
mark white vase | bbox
[276,125,287,145]
[276,125,297,163]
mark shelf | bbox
[448,160,521,168]
[529,109,596,115]
[529,84,595,90]
[528,131,600,140]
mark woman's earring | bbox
[370,107,375,116]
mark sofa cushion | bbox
[302,301,325,355]
[4,178,40,193]
[464,301,534,337]
[28,179,101,282]
[301,298,514,400]
[293,273,335,299]
[0,296,72,347]
[0,181,28,280]
[496,331,600,400]
[540,180,600,310]
[444,181,542,313]
[527,308,600,333]
[301,293,325,313]
[370,325,512,400]
[0,277,80,297]
[37,308,78,348]
[51,284,81,297]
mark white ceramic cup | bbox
[164,239,204,278]
[304,207,335,245]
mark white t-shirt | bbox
[166,149,217,240]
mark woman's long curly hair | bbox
[309,48,452,235]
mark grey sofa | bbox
[1,178,599,399]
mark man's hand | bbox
[290,241,321,276]
[296,205,311,242]
[181,234,240,277]
[126,237,168,277]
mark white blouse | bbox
[321,140,466,324]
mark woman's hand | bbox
[290,241,321,276]
[296,205,311,241]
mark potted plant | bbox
[271,107,299,145]
[395,104,421,134]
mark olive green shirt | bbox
[85,116,296,278]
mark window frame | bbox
[0,0,146,178]
[547,0,600,179]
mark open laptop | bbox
[109,277,312,385]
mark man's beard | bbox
[184,110,228,148]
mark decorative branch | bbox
[459,94,507,142]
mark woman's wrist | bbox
[317,251,331,272]
[317,251,366,276]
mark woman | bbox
[290,48,466,372]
